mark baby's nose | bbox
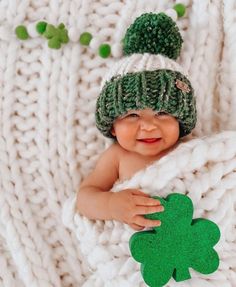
[140,119,157,131]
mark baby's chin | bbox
[133,143,177,159]
[132,148,164,159]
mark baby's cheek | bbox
[121,127,134,138]
[116,123,135,137]
[168,127,179,143]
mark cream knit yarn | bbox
[1,0,236,286]
[101,53,187,88]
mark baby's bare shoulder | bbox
[94,143,128,175]
[80,143,122,190]
[93,143,122,171]
[102,142,123,158]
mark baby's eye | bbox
[126,113,139,118]
[155,111,168,117]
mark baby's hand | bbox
[108,189,164,231]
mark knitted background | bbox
[0,0,236,286]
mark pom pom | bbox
[79,32,93,46]
[165,9,178,22]
[99,43,111,58]
[112,43,122,58]
[0,25,11,41]
[90,38,100,50]
[68,27,79,42]
[28,22,39,38]
[123,12,183,60]
[174,3,186,18]
[36,21,47,34]
[15,25,29,40]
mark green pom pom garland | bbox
[14,5,186,55]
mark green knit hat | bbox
[96,12,197,138]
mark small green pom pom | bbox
[99,44,111,58]
[36,21,47,34]
[15,25,29,40]
[174,3,186,18]
[79,32,92,46]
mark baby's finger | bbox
[136,205,164,215]
[131,189,149,197]
[133,215,161,228]
[129,223,144,231]
[134,195,161,206]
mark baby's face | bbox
[111,108,179,157]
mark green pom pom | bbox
[174,3,186,18]
[123,12,183,60]
[98,44,111,58]
[36,21,47,34]
[15,25,29,40]
[79,32,92,46]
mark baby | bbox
[76,13,197,231]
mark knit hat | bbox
[95,12,197,138]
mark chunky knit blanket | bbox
[64,131,236,287]
[1,0,236,286]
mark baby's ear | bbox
[111,127,116,137]
[179,123,185,138]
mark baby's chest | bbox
[118,155,151,181]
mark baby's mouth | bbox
[137,138,161,143]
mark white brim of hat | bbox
[101,53,188,89]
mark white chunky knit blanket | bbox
[64,131,236,287]
[1,0,236,286]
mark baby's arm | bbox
[76,144,164,230]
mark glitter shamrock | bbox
[129,193,220,287]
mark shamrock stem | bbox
[173,267,191,282]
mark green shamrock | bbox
[42,23,69,49]
[129,193,220,287]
